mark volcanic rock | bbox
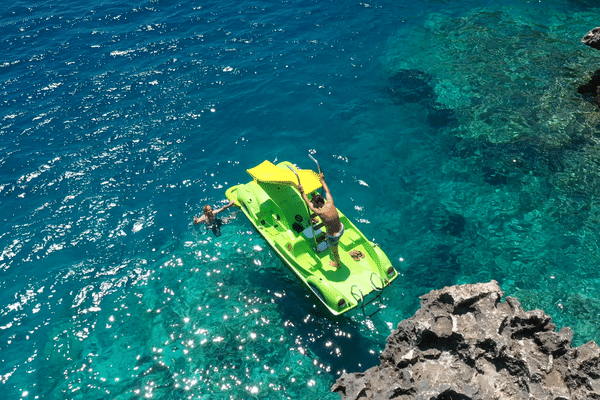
[582,27,600,51]
[332,280,600,400]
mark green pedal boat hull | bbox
[226,161,398,316]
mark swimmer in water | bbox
[193,200,235,225]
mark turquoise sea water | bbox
[3,0,600,398]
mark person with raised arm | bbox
[298,173,344,269]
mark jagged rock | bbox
[582,27,600,51]
[332,281,600,400]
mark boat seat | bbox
[302,225,323,239]
[260,199,276,213]
[257,200,280,227]
[301,225,329,252]
[315,241,329,253]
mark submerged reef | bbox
[332,281,600,400]
[577,69,600,106]
[376,10,600,346]
[386,69,458,131]
[385,9,600,144]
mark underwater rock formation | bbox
[582,27,600,51]
[332,281,600,400]
[578,69,600,106]
[386,69,457,130]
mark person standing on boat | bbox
[193,200,235,236]
[298,173,344,269]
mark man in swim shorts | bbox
[299,173,344,269]
[326,224,345,247]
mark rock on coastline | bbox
[582,27,600,51]
[332,281,600,400]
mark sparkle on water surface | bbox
[2,0,600,398]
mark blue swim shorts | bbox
[326,223,344,247]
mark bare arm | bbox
[298,185,320,213]
[213,200,235,216]
[193,215,207,224]
[319,173,334,204]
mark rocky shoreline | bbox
[332,281,600,400]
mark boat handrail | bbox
[370,272,385,292]
[350,285,364,308]
[287,164,319,252]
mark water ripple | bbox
[3,0,600,398]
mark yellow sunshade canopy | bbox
[247,160,322,193]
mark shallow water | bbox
[2,0,600,398]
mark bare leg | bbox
[329,244,341,269]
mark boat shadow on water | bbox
[261,266,386,377]
[236,242,390,374]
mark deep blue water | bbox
[3,0,600,398]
